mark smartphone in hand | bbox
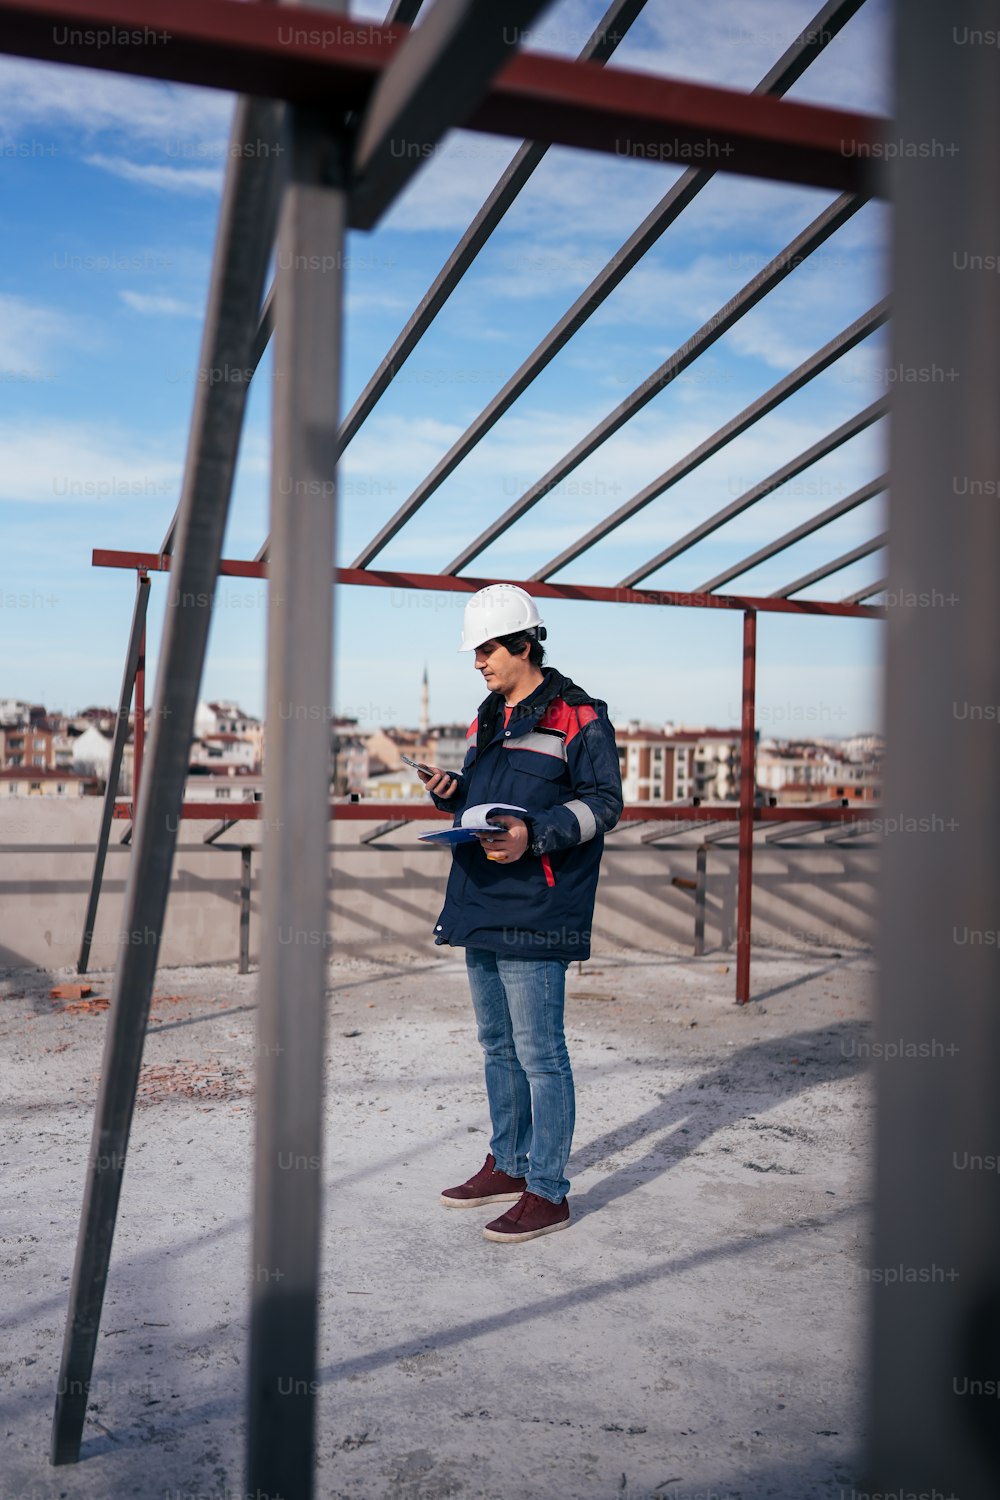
[401,753,457,795]
[400,753,435,774]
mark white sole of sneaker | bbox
[439,1191,524,1208]
[482,1216,570,1242]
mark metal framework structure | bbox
[19,0,991,1495]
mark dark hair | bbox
[496,629,546,667]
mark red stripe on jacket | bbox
[466,698,596,742]
[537,699,597,741]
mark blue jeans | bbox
[465,947,575,1203]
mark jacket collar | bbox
[474,668,606,755]
[475,669,554,754]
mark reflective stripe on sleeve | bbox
[565,798,597,842]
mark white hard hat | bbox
[459,583,545,652]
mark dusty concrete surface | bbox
[2,945,876,1500]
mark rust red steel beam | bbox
[92,551,886,621]
[736,611,758,1004]
[114,800,878,824]
[0,0,885,200]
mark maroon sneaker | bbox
[439,1153,526,1209]
[482,1190,570,1243]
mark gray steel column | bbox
[77,571,149,974]
[869,2,1000,1493]
[239,847,252,976]
[694,845,707,958]
[51,96,284,1466]
[246,104,346,1500]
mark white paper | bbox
[458,802,528,830]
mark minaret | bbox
[419,662,429,741]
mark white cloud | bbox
[86,153,222,195]
[119,290,202,318]
[0,420,180,505]
[343,288,415,316]
[0,56,233,148]
[379,132,527,233]
[342,413,467,492]
[0,294,88,375]
[607,0,889,112]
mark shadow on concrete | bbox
[747,960,852,1005]
[26,1198,862,1463]
[569,1020,867,1216]
[315,1198,863,1385]
[2,992,871,1498]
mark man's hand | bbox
[475,816,529,864]
[419,766,458,798]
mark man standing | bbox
[419,584,623,1243]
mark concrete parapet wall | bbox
[0,801,876,972]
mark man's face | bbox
[473,639,527,697]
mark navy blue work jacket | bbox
[429,667,623,961]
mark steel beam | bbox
[0,1,882,199]
[0,0,399,99]
[635,796,704,842]
[730,803,862,825]
[764,798,849,843]
[349,0,556,230]
[693,844,707,957]
[823,818,871,844]
[697,474,888,594]
[246,100,347,1500]
[735,611,757,1003]
[868,3,1000,1492]
[353,0,874,569]
[360,818,409,844]
[384,0,423,22]
[133,610,145,814]
[702,821,744,846]
[76,572,150,975]
[772,531,888,597]
[841,576,887,604]
[203,817,239,846]
[50,97,283,1467]
[533,300,890,580]
[465,47,880,197]
[239,846,252,975]
[92,549,885,620]
[642,820,728,844]
[115,798,873,825]
[624,404,888,589]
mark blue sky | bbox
[0,0,891,736]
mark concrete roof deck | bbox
[3,946,874,1500]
